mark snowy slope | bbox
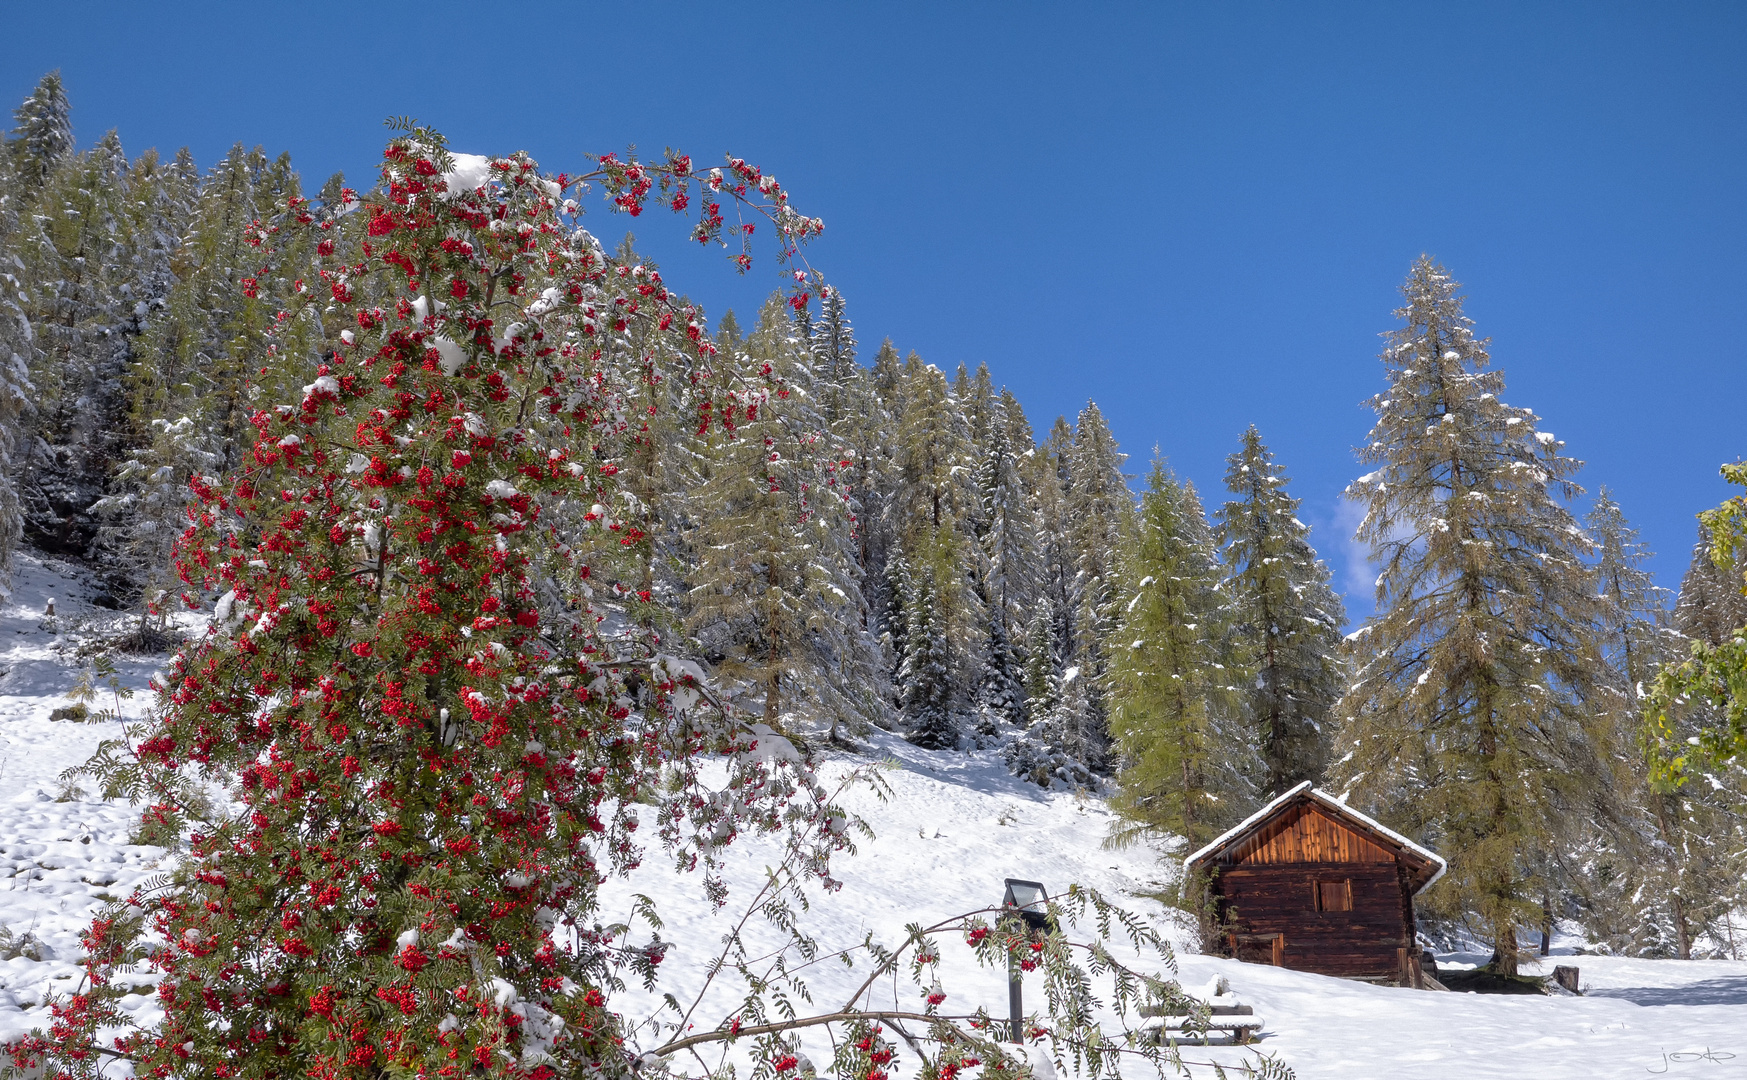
[1,555,1744,1077]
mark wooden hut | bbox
[1183,782,1446,984]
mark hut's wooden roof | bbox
[1183,782,1447,895]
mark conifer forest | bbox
[0,65,1744,1080]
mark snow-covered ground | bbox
[0,554,1743,1077]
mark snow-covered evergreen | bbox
[1214,426,1346,797]
[686,295,880,742]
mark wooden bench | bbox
[1139,1010,1264,1045]
[1138,997,1263,1045]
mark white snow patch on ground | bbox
[0,553,1743,1076]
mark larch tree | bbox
[1107,458,1248,858]
[1334,257,1615,976]
[1213,425,1346,796]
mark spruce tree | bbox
[892,358,982,708]
[7,70,73,193]
[808,292,899,710]
[0,145,31,576]
[1036,416,1080,670]
[1214,425,1346,796]
[1672,521,1747,647]
[810,284,856,424]
[869,335,902,410]
[899,564,956,748]
[14,128,135,552]
[978,600,1027,730]
[971,391,1038,731]
[1061,403,1128,772]
[1334,257,1615,975]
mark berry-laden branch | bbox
[622,882,1291,1080]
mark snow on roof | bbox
[1182,781,1448,896]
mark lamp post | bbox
[1001,879,1049,1044]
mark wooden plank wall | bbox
[1226,806,1394,867]
[1215,863,1408,977]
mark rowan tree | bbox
[19,126,846,1080]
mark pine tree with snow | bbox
[13,128,138,553]
[961,364,998,469]
[977,594,1027,728]
[1064,402,1130,772]
[899,563,957,748]
[86,147,204,603]
[686,293,878,742]
[869,335,902,410]
[807,290,899,708]
[1034,416,1081,671]
[1333,257,1616,976]
[91,414,218,639]
[1022,596,1064,720]
[0,147,33,578]
[1214,425,1347,796]
[1005,595,1098,788]
[977,385,1041,642]
[810,284,857,424]
[6,71,73,193]
[892,357,983,709]
[1107,458,1250,853]
[1574,489,1746,959]
[1672,520,1747,648]
[0,286,29,580]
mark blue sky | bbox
[5,2,1743,623]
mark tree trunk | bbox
[1540,892,1552,957]
[765,562,781,727]
[1652,794,1694,961]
